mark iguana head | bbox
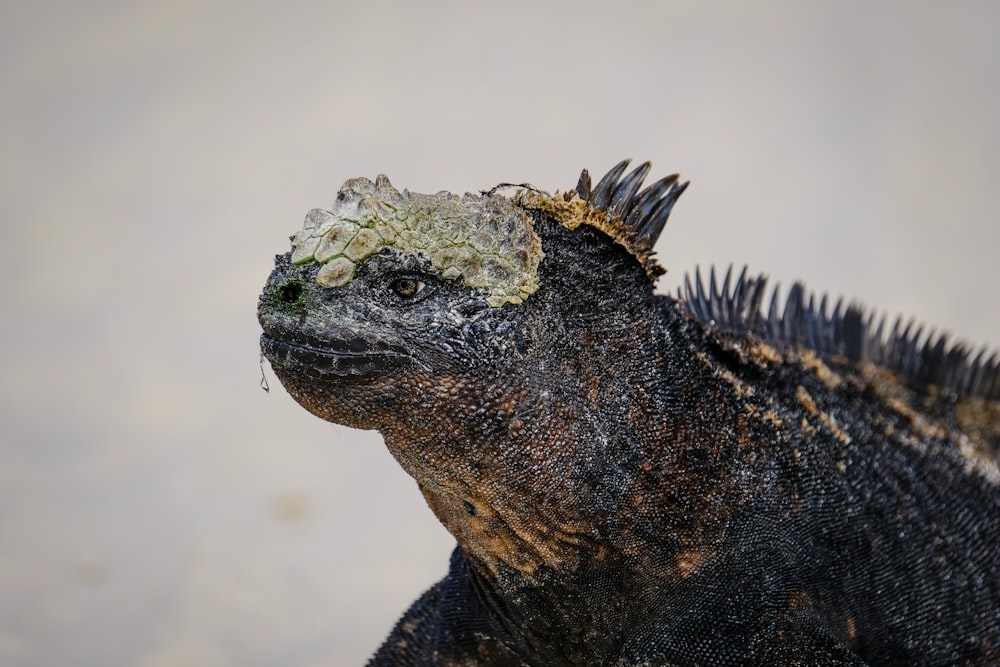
[258,161,688,577]
[258,160,686,431]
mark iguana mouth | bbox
[259,331,409,377]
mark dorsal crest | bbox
[682,265,1000,401]
[517,159,689,279]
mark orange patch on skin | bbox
[799,349,845,390]
[745,403,786,428]
[718,366,755,398]
[764,410,784,427]
[735,414,752,446]
[955,396,1000,446]
[787,590,813,610]
[674,549,707,578]
[749,339,784,365]
[957,434,1000,485]
[846,616,857,640]
[422,484,601,582]
[795,385,817,416]
[797,385,851,445]
[821,415,852,445]
[709,329,782,370]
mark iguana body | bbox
[258,161,1000,666]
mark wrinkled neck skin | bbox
[383,301,676,580]
[367,244,756,655]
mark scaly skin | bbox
[258,161,999,666]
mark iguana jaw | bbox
[259,329,411,378]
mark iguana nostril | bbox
[276,280,304,305]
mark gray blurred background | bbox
[1,1,998,665]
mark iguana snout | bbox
[257,254,416,379]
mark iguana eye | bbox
[391,277,425,298]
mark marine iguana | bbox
[258,160,1000,666]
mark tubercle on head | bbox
[289,175,544,308]
[286,161,683,307]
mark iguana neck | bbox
[379,298,755,588]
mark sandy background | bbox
[1,1,998,665]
